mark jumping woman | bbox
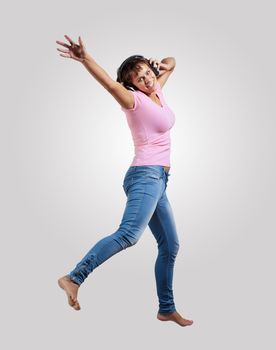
[56,35,193,327]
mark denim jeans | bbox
[68,165,180,314]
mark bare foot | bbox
[58,275,81,311]
[157,311,193,327]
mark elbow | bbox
[162,57,176,71]
[170,57,176,70]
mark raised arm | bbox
[56,35,135,109]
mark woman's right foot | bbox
[157,311,193,327]
[58,275,81,310]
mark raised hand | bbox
[148,58,171,76]
[56,35,87,62]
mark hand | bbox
[148,58,171,76]
[56,35,87,62]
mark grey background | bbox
[1,0,275,348]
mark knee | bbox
[171,241,180,259]
[124,233,139,247]
[114,229,140,249]
[129,237,139,247]
[159,240,179,260]
[174,241,180,257]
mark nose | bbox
[145,77,151,85]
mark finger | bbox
[64,34,75,46]
[59,53,71,58]
[56,40,70,49]
[158,62,167,69]
[57,48,69,54]
[78,36,84,48]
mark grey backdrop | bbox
[1,0,275,349]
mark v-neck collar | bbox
[150,92,163,108]
[143,91,164,108]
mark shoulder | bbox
[121,89,142,112]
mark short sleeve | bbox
[121,90,141,112]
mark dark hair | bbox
[116,55,154,91]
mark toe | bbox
[73,302,81,310]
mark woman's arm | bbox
[81,53,135,108]
[81,53,115,91]
[149,57,176,88]
[56,35,134,109]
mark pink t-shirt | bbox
[121,82,175,167]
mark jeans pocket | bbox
[145,169,164,179]
[145,173,161,180]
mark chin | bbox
[148,81,156,90]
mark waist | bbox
[127,165,170,176]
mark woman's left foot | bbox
[58,275,81,310]
[157,311,193,327]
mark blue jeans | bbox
[68,165,180,314]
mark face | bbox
[130,63,157,94]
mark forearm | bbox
[81,54,115,91]
[161,57,176,71]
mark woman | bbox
[56,35,193,327]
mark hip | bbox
[123,165,171,182]
[123,165,171,194]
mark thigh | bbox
[119,170,164,243]
[148,191,179,250]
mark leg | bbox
[148,190,179,313]
[148,191,193,326]
[58,169,164,309]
